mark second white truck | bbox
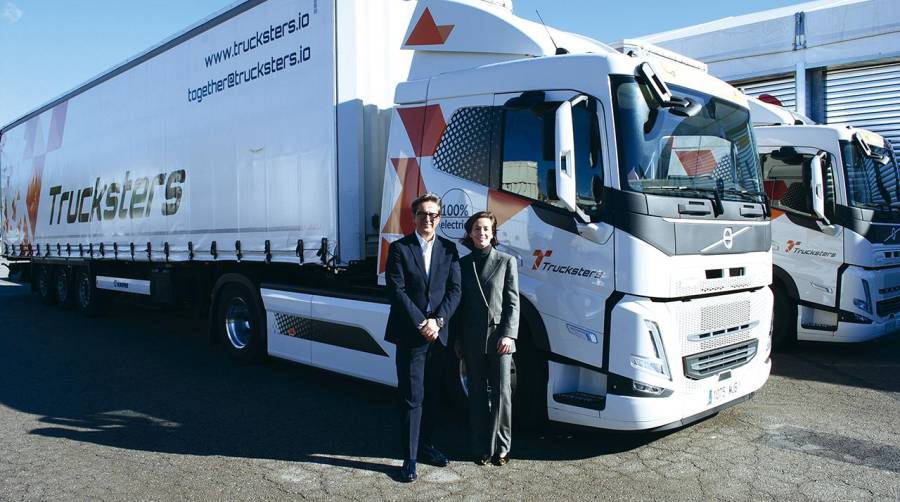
[752,97,900,344]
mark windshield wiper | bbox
[721,188,767,202]
[647,186,724,216]
[856,202,892,211]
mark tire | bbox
[75,268,102,317]
[214,282,266,362]
[37,265,57,305]
[511,326,548,433]
[56,266,75,308]
[771,285,798,350]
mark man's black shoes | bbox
[398,460,417,483]
[418,445,450,467]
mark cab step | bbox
[553,392,606,410]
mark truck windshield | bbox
[611,75,763,203]
[840,137,900,212]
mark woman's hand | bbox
[497,337,514,355]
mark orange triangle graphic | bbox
[487,189,531,227]
[383,158,426,236]
[397,105,447,158]
[379,237,391,274]
[406,8,454,46]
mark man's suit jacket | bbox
[385,233,461,347]
[454,247,520,355]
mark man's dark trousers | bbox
[395,340,445,461]
[384,233,461,463]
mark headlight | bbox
[853,279,873,315]
[629,320,671,380]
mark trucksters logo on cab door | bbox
[783,239,837,258]
[532,249,605,280]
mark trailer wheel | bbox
[37,265,57,305]
[214,282,266,361]
[512,325,548,433]
[771,285,797,349]
[56,266,75,308]
[76,268,102,317]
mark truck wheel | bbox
[76,268,102,317]
[56,266,75,308]
[771,286,797,349]
[37,265,57,305]
[214,282,266,362]
[512,326,548,432]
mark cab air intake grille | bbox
[683,340,758,380]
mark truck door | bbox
[762,146,843,326]
[414,92,497,247]
[491,90,613,369]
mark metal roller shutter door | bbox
[735,75,797,111]
[826,63,900,158]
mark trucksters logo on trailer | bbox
[46,169,186,225]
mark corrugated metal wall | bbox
[735,75,798,111]
[826,63,900,157]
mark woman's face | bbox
[469,217,493,249]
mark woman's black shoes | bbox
[491,454,510,466]
[475,455,491,466]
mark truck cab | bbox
[752,98,900,343]
[376,4,773,430]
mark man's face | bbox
[415,200,440,239]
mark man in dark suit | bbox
[385,193,461,483]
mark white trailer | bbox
[1,0,773,431]
[750,97,900,344]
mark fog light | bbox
[633,380,666,395]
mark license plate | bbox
[707,380,741,406]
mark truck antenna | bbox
[535,10,568,55]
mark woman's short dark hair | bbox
[461,211,499,248]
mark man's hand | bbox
[419,318,440,342]
[497,336,514,355]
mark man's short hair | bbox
[411,193,442,215]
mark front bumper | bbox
[547,288,773,430]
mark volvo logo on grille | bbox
[700,226,751,254]
[886,226,900,244]
[723,228,734,250]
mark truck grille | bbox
[877,296,900,317]
[683,340,758,380]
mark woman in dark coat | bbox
[453,211,519,466]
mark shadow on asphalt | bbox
[769,335,900,395]
[0,279,662,470]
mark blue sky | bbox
[0,0,811,127]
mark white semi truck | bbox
[0,0,772,431]
[751,97,900,344]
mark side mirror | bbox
[555,101,578,214]
[636,62,673,106]
[810,152,828,223]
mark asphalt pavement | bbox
[0,269,898,501]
